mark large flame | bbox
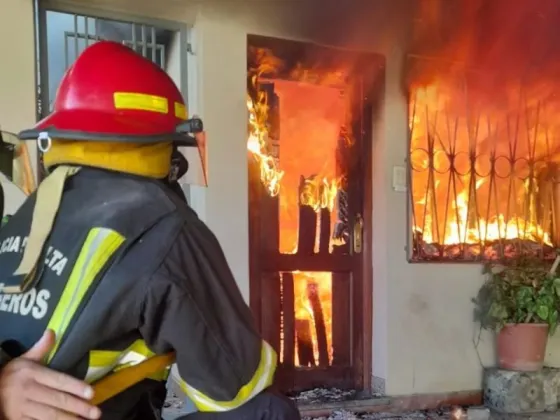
[247,47,350,365]
[408,0,560,258]
[247,77,284,197]
[410,86,552,247]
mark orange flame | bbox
[247,47,351,365]
[247,83,284,196]
[410,85,553,249]
[408,0,560,253]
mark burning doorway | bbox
[246,35,383,392]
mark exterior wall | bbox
[189,2,560,396]
[0,0,36,213]
[6,0,560,398]
[186,3,498,396]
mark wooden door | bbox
[247,37,377,392]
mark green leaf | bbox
[549,310,559,335]
[554,278,560,296]
[550,310,558,324]
[473,257,560,331]
[537,305,549,321]
[489,303,508,320]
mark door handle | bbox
[353,213,363,254]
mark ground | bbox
[164,403,560,419]
[303,411,450,419]
[306,413,560,419]
[162,391,560,419]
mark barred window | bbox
[409,64,558,262]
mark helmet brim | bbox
[18,109,198,146]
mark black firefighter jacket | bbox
[0,167,277,419]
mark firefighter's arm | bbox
[139,220,277,413]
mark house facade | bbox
[3,0,560,402]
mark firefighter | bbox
[0,41,300,420]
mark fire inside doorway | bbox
[246,35,384,392]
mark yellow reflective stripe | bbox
[87,350,122,383]
[46,228,126,363]
[128,340,154,357]
[85,366,111,384]
[174,102,187,120]
[112,363,169,381]
[116,351,146,369]
[114,92,169,114]
[85,340,169,383]
[90,350,121,367]
[179,341,277,412]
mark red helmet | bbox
[18,41,202,146]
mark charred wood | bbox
[282,272,295,367]
[412,237,557,261]
[297,176,318,255]
[331,272,350,366]
[319,208,331,255]
[295,319,315,367]
[307,281,329,367]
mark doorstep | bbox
[298,397,390,418]
[165,366,482,419]
[484,368,560,414]
[162,386,482,419]
[299,390,480,418]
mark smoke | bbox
[407,0,560,86]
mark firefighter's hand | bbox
[0,330,101,420]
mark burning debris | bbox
[290,388,360,404]
[411,237,558,262]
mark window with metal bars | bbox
[43,11,174,113]
[408,62,559,262]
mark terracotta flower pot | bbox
[496,323,549,371]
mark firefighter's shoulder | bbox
[139,217,278,413]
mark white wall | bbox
[0,0,36,214]
[371,48,492,394]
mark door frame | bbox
[360,67,385,392]
[246,34,381,392]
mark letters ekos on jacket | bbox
[0,41,277,416]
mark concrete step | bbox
[484,367,560,414]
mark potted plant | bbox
[473,254,560,371]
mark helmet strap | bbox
[168,163,180,182]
